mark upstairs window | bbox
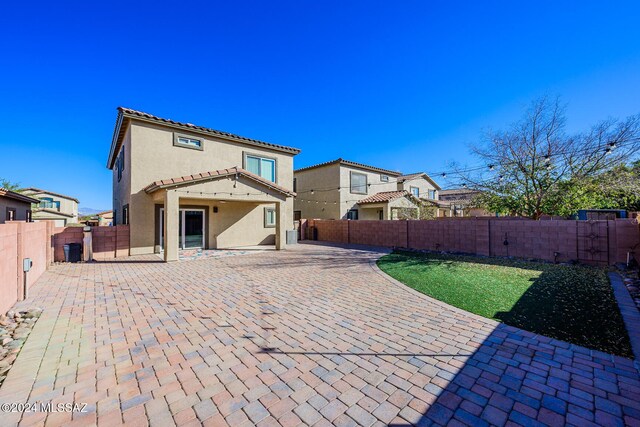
[245,154,276,182]
[350,172,367,194]
[410,186,420,197]
[174,133,203,150]
[428,190,436,199]
[117,147,125,182]
[39,197,60,210]
[380,174,389,182]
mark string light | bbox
[488,164,495,171]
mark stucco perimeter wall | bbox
[306,218,640,266]
[53,226,130,261]
[0,221,53,314]
[0,223,130,313]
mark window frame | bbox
[380,174,389,182]
[116,146,125,183]
[264,207,276,228]
[243,152,278,183]
[122,204,129,225]
[350,171,368,195]
[428,190,436,200]
[6,207,16,221]
[173,132,204,151]
[346,209,359,220]
[410,186,420,197]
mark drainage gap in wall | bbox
[0,308,43,386]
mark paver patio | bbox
[0,242,639,426]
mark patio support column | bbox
[164,189,179,262]
[275,201,286,250]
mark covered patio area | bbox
[143,167,295,261]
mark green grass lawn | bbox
[377,251,633,358]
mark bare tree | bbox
[458,97,640,218]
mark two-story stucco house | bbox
[293,159,440,220]
[107,107,300,261]
[21,188,79,226]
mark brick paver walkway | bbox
[0,242,639,426]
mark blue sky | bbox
[1,1,639,209]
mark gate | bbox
[576,221,609,265]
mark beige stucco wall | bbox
[389,196,420,219]
[116,121,295,255]
[175,198,278,249]
[112,126,132,226]
[359,204,386,220]
[293,163,342,219]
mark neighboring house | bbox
[397,172,440,200]
[437,188,491,217]
[293,159,440,220]
[20,188,79,226]
[97,210,114,226]
[0,188,39,223]
[107,107,300,261]
[82,210,113,227]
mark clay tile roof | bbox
[358,190,414,204]
[0,188,40,204]
[143,166,295,197]
[108,107,301,169]
[295,158,402,176]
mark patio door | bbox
[159,208,205,250]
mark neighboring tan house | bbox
[21,188,79,226]
[437,188,491,217]
[0,188,39,223]
[293,159,440,220]
[397,172,440,200]
[82,210,113,227]
[107,107,300,261]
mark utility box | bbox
[286,230,298,245]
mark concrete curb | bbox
[609,272,640,363]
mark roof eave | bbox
[107,110,125,169]
[108,109,301,169]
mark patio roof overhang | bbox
[143,167,296,199]
[357,190,421,206]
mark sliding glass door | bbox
[159,208,205,250]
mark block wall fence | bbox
[302,218,640,266]
[0,223,130,313]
